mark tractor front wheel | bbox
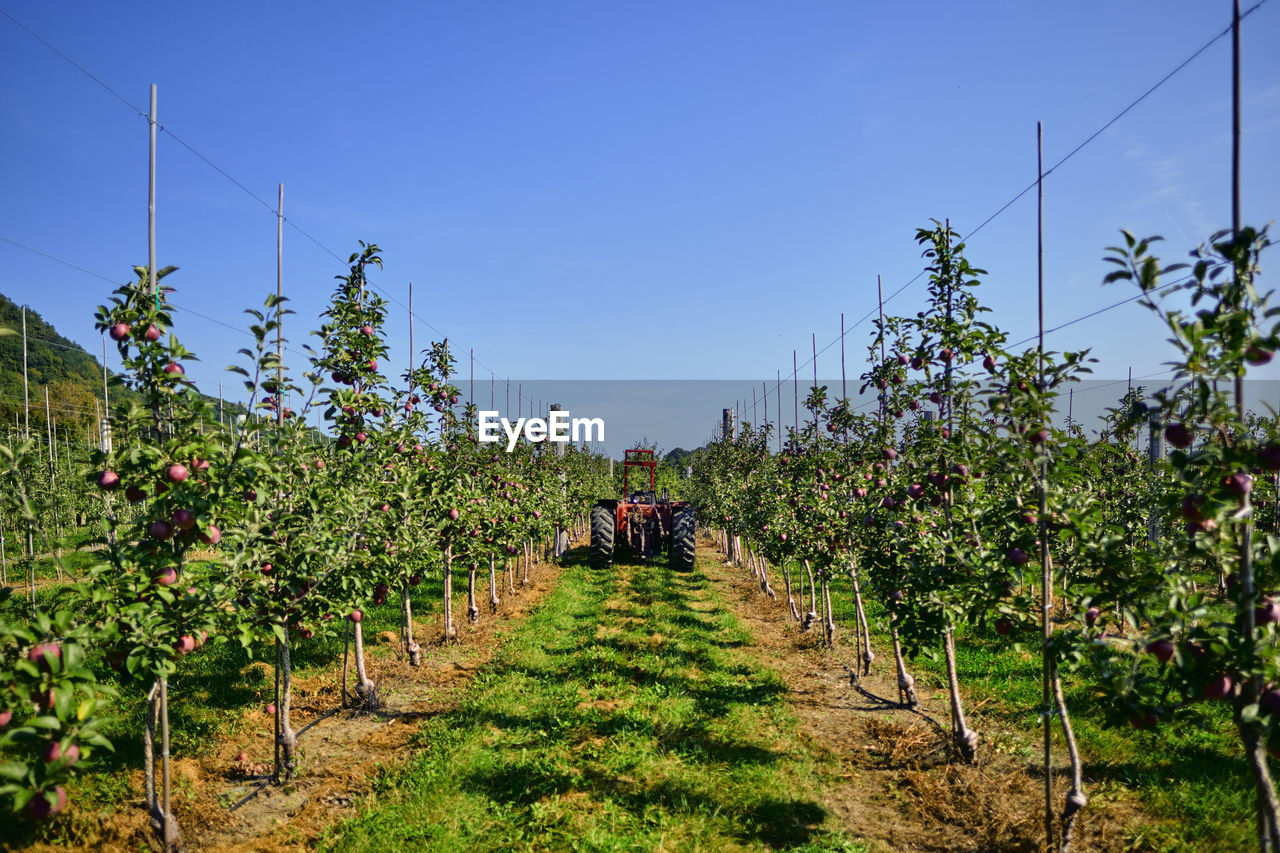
[670,507,696,572]
[590,504,615,568]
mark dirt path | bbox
[17,551,572,853]
[697,540,1147,853]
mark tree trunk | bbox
[489,554,500,612]
[802,559,818,630]
[781,559,800,621]
[850,557,874,675]
[403,587,421,666]
[352,618,376,704]
[891,621,919,708]
[943,623,978,762]
[1053,667,1087,853]
[467,561,479,624]
[822,575,835,650]
[1239,716,1280,852]
[442,541,457,640]
[275,632,299,779]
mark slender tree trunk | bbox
[850,557,875,675]
[822,575,835,649]
[276,632,298,780]
[522,540,530,585]
[352,619,376,703]
[1052,668,1087,853]
[489,554,500,612]
[780,559,800,621]
[758,551,777,599]
[442,541,457,639]
[1239,716,1280,852]
[403,587,421,666]
[467,561,479,624]
[943,623,978,762]
[891,621,919,708]
[803,559,818,630]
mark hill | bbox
[0,293,244,442]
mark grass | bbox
[320,552,870,853]
[825,573,1253,852]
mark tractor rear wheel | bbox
[590,504,615,568]
[670,507,695,571]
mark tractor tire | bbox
[590,504,615,568]
[670,507,696,572]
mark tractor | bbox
[590,449,695,571]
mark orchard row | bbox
[689,222,1280,852]
[0,244,613,848]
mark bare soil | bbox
[697,539,1157,853]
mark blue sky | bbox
[2,1,1278,441]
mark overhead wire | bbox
[0,6,508,393]
[749,0,1271,414]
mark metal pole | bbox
[812,333,818,427]
[22,308,29,438]
[276,183,284,429]
[792,350,798,436]
[776,370,781,453]
[1037,119,1054,852]
[408,282,414,397]
[148,84,157,299]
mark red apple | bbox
[1225,472,1253,497]
[1146,638,1175,664]
[97,470,121,491]
[166,463,189,483]
[995,618,1012,636]
[265,703,276,715]
[1202,674,1233,700]
[29,642,61,670]
[349,610,363,623]
[109,322,130,341]
[0,709,12,727]
[172,509,196,530]
[1084,606,1101,626]
[1261,688,1280,715]
[1260,444,1280,471]
[1007,547,1029,566]
[163,362,184,376]
[355,432,368,444]
[448,508,460,520]
[24,787,67,820]
[1164,422,1193,449]
[154,567,178,586]
[175,635,196,656]
[409,574,421,586]
[983,355,997,371]
[360,325,375,336]
[144,324,161,342]
[150,520,174,541]
[1246,346,1273,365]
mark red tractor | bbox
[590,449,695,570]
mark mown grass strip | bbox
[321,555,869,853]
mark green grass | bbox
[320,554,869,853]
[825,575,1253,852]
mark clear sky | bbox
[2,1,1278,437]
